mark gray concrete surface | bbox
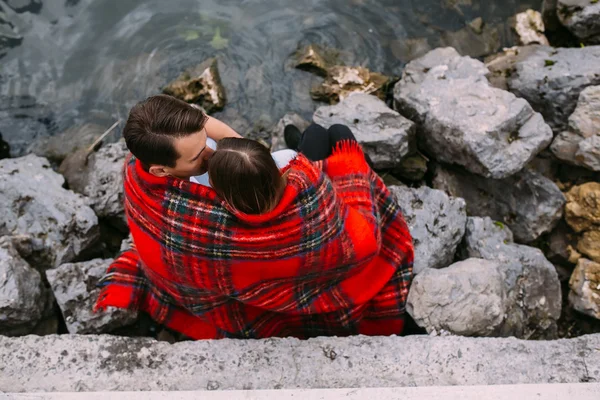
[0,334,599,392]
[3,384,600,400]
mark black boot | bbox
[284,124,302,151]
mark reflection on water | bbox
[0,0,541,155]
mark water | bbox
[0,0,542,155]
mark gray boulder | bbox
[313,93,416,169]
[461,217,562,339]
[407,258,507,336]
[81,141,128,229]
[557,0,600,44]
[394,47,552,179]
[0,155,100,270]
[551,85,600,171]
[487,45,600,132]
[46,258,138,334]
[269,112,311,152]
[27,123,106,163]
[0,236,48,335]
[389,185,467,274]
[433,165,565,243]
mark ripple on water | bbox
[0,0,542,154]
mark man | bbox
[122,94,241,180]
[95,94,414,340]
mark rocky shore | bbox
[1,6,600,341]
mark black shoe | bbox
[284,124,302,151]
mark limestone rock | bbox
[81,141,128,230]
[46,259,138,334]
[486,45,600,132]
[461,217,562,339]
[163,58,226,113]
[551,86,600,171]
[433,165,565,243]
[313,93,416,169]
[269,112,311,152]
[511,10,549,46]
[578,230,600,263]
[394,152,428,182]
[569,258,600,320]
[542,0,560,31]
[0,236,47,335]
[394,47,553,179]
[407,258,507,336]
[557,0,600,44]
[293,44,339,77]
[310,66,392,104]
[27,123,106,163]
[389,185,467,274]
[565,182,600,233]
[390,37,432,62]
[439,23,502,59]
[0,155,100,270]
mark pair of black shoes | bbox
[283,125,302,151]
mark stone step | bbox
[3,384,600,400]
[1,334,599,392]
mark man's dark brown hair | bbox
[209,138,286,215]
[123,94,208,167]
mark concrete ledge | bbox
[1,334,599,392]
[3,384,600,400]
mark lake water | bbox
[0,0,542,155]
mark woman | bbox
[96,123,413,339]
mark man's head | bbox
[123,94,212,179]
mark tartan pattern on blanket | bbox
[96,141,414,339]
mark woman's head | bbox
[208,138,286,214]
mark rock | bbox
[0,236,47,335]
[46,258,138,334]
[80,141,128,230]
[390,37,432,62]
[433,165,566,243]
[557,0,600,44]
[269,112,311,152]
[27,123,106,163]
[551,86,600,171]
[542,0,561,31]
[547,221,578,265]
[461,217,562,339]
[394,47,553,179]
[0,132,9,160]
[407,258,507,336]
[439,23,501,59]
[394,152,428,182]
[577,230,600,263]
[388,185,467,274]
[293,44,339,77]
[313,93,416,169]
[486,45,600,132]
[511,10,550,46]
[565,182,600,232]
[310,66,392,104]
[0,95,54,157]
[569,258,600,320]
[162,58,226,114]
[120,234,134,252]
[0,155,100,270]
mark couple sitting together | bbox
[96,94,414,340]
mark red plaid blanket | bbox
[96,141,414,339]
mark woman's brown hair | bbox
[208,138,286,214]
